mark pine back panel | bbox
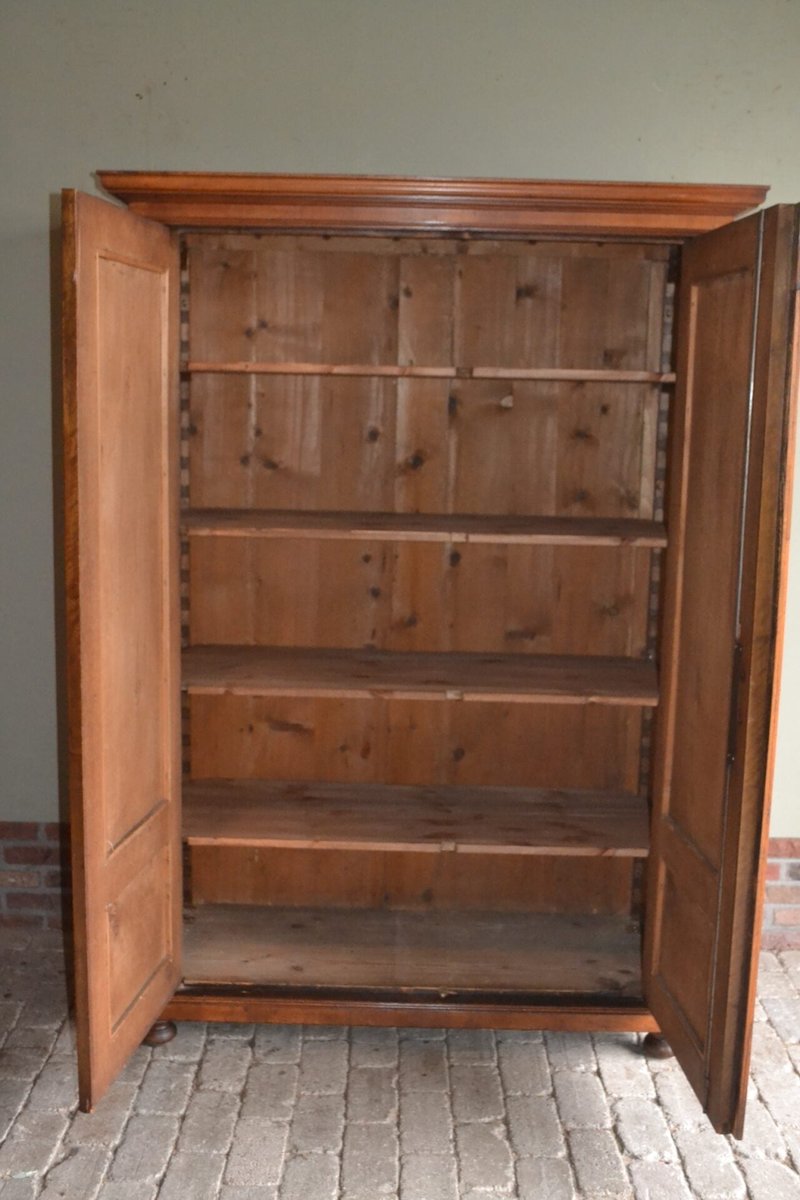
[184,232,669,915]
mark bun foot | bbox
[143,1019,177,1046]
[641,1032,673,1059]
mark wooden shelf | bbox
[183,780,649,857]
[181,903,642,996]
[182,509,667,548]
[182,646,659,706]
[187,360,676,384]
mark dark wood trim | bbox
[97,172,767,238]
[163,987,659,1033]
[61,189,92,1107]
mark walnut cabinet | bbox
[62,174,799,1131]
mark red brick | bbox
[762,928,800,951]
[5,892,61,912]
[764,862,782,881]
[772,907,800,927]
[0,912,45,929]
[45,913,65,930]
[768,839,800,859]
[4,846,60,866]
[44,870,66,889]
[0,822,40,841]
[766,885,800,904]
[44,824,64,842]
[0,870,39,888]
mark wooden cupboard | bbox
[61,173,799,1132]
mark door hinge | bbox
[726,640,745,765]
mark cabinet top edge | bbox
[94,172,768,239]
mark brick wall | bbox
[762,838,800,950]
[0,822,69,929]
[2,823,800,947]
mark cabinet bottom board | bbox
[180,903,643,997]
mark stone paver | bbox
[198,1042,252,1093]
[279,1151,339,1200]
[4,929,800,1197]
[223,1118,288,1187]
[400,1153,459,1200]
[349,1027,398,1068]
[615,1095,677,1161]
[158,1148,226,1200]
[455,1121,515,1192]
[506,1093,565,1157]
[106,1113,179,1183]
[240,1063,298,1121]
[297,1039,348,1095]
[497,1037,550,1095]
[741,1157,800,1199]
[399,1089,453,1155]
[340,1123,398,1199]
[449,1062,505,1122]
[287,1092,344,1155]
[516,1156,576,1200]
[674,1127,747,1198]
[135,1060,196,1116]
[178,1089,240,1155]
[38,1144,110,1200]
[628,1160,693,1199]
[595,1033,655,1098]
[399,1037,449,1091]
[554,1068,612,1129]
[95,1185,158,1200]
[66,1081,138,1148]
[569,1127,631,1197]
[345,1065,396,1123]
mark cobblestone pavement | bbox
[3,929,800,1198]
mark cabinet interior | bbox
[178,230,678,1003]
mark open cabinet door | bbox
[645,205,799,1135]
[63,191,181,1110]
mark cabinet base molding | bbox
[163,988,659,1034]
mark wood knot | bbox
[515,283,538,301]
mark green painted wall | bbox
[2,0,799,830]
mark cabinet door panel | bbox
[645,206,798,1134]
[63,191,181,1110]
